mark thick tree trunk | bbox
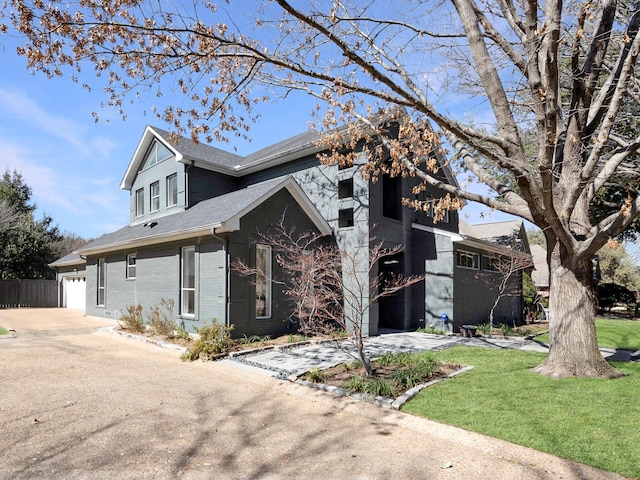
[531,243,624,378]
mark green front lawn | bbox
[535,318,640,351]
[404,347,640,478]
[0,325,8,335]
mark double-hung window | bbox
[150,181,160,212]
[126,254,137,279]
[135,188,144,217]
[97,258,106,306]
[181,246,195,316]
[255,245,272,318]
[166,174,178,207]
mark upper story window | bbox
[135,188,144,217]
[338,178,354,199]
[426,198,450,223]
[167,174,178,207]
[382,172,402,220]
[338,208,354,228]
[456,250,479,269]
[142,140,173,170]
[150,181,160,212]
[126,253,137,279]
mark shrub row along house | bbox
[50,124,531,337]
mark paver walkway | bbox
[219,333,536,379]
[220,332,634,379]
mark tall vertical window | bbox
[126,253,137,279]
[135,188,144,217]
[166,174,178,207]
[97,258,106,306]
[181,246,195,316]
[255,245,272,318]
[150,181,160,212]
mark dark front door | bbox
[378,254,405,330]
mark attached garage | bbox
[63,276,86,310]
[49,253,87,311]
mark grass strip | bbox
[535,318,640,351]
[403,347,640,478]
[0,325,8,335]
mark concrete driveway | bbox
[0,309,623,479]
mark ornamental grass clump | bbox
[118,304,145,333]
[147,298,176,338]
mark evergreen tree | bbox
[0,169,62,279]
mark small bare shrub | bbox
[119,304,145,333]
[181,321,234,361]
[148,298,176,338]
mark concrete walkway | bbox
[219,332,635,379]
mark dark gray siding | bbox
[187,167,239,207]
[242,152,377,336]
[452,246,523,329]
[227,189,328,338]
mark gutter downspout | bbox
[211,228,230,328]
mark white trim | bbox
[412,223,464,241]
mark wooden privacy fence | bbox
[0,279,58,308]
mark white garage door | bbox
[64,276,86,311]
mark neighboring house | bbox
[449,220,532,326]
[530,244,550,298]
[51,124,531,336]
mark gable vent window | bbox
[142,140,173,169]
[150,181,160,212]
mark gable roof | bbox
[120,126,245,190]
[459,219,530,253]
[530,244,549,288]
[49,252,85,268]
[121,116,459,191]
[79,176,331,256]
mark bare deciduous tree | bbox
[232,218,423,376]
[479,254,535,333]
[4,0,640,377]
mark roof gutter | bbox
[75,224,229,256]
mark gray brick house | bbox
[51,124,531,336]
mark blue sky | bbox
[0,34,514,241]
